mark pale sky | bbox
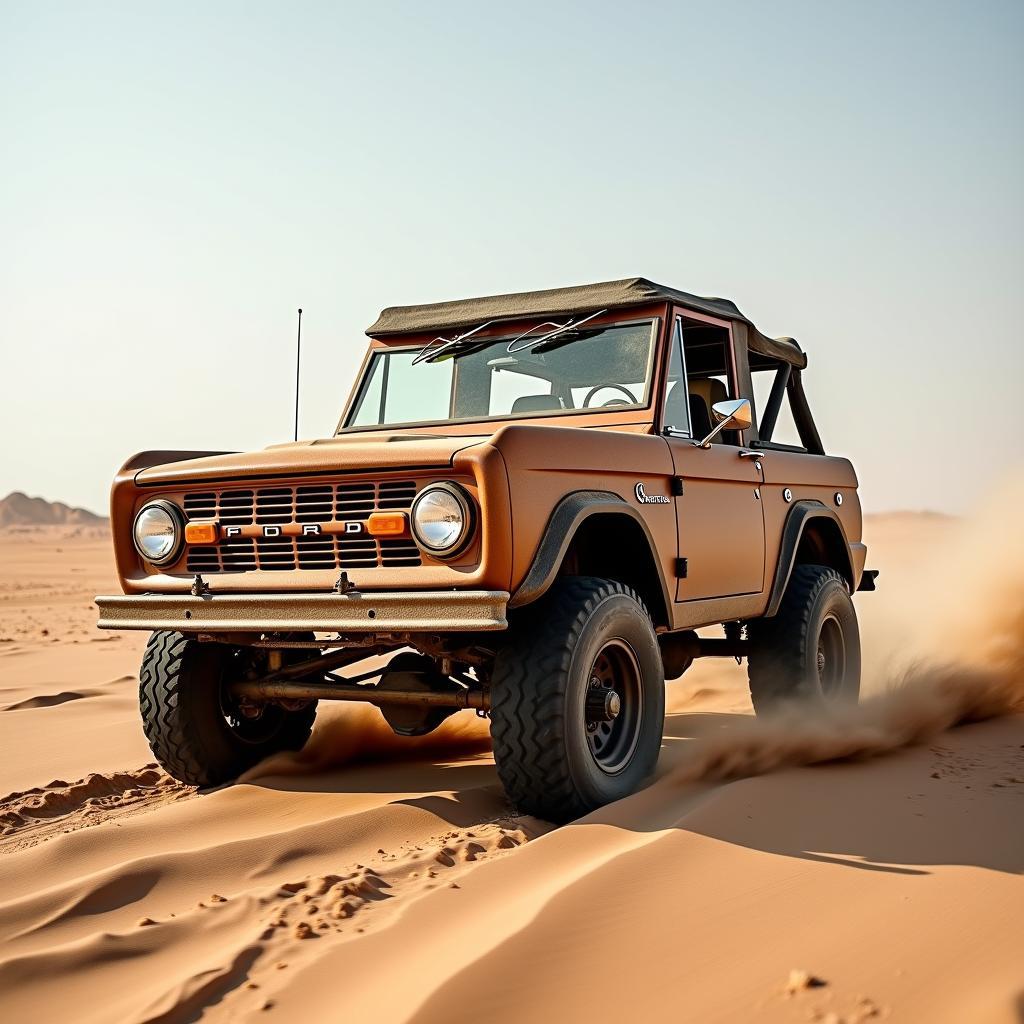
[2,0,1021,515]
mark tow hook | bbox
[333,571,360,596]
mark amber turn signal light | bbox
[366,512,407,537]
[184,522,219,545]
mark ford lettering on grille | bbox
[180,479,421,572]
[220,521,366,539]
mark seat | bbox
[688,393,713,438]
[688,377,737,444]
[688,377,728,416]
[511,394,563,415]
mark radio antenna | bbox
[293,308,303,441]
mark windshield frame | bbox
[337,316,661,434]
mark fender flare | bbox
[508,490,673,616]
[765,500,856,617]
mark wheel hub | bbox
[585,684,622,724]
[816,649,826,676]
[236,697,265,720]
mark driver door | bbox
[662,313,765,601]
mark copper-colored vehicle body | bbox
[98,278,875,818]
[99,279,870,634]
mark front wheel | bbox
[489,577,665,823]
[139,631,317,786]
[747,564,861,714]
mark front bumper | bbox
[95,590,510,634]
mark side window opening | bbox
[676,319,741,445]
[751,360,804,449]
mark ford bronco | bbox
[97,278,876,823]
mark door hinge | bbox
[675,557,688,579]
[670,477,685,496]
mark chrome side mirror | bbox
[696,398,752,448]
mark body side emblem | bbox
[634,482,671,505]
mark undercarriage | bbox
[221,632,494,738]
[190,620,753,738]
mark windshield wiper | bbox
[414,308,608,365]
[413,320,500,365]
[506,309,606,355]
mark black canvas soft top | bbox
[366,276,806,368]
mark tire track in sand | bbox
[0,765,194,853]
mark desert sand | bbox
[0,490,1021,1023]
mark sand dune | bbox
[0,489,1021,1023]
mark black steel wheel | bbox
[139,631,317,787]
[585,639,644,773]
[816,613,848,698]
[489,576,665,823]
[747,564,861,714]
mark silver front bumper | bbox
[95,590,510,634]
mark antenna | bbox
[293,308,303,442]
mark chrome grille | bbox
[182,480,421,573]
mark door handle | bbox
[738,450,763,458]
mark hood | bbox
[134,433,489,487]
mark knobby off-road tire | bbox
[139,631,317,787]
[747,564,861,715]
[489,576,665,824]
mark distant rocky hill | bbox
[0,492,107,528]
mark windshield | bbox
[343,320,657,430]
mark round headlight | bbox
[410,483,474,557]
[133,501,183,566]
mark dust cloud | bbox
[670,653,1022,785]
[671,476,1024,784]
[239,699,492,782]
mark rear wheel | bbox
[139,631,317,786]
[747,564,860,714]
[489,577,665,823]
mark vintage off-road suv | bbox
[97,278,876,822]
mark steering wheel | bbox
[582,384,636,408]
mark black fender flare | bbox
[508,490,673,617]
[765,500,856,617]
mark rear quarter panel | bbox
[757,451,865,583]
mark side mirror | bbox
[697,398,752,448]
